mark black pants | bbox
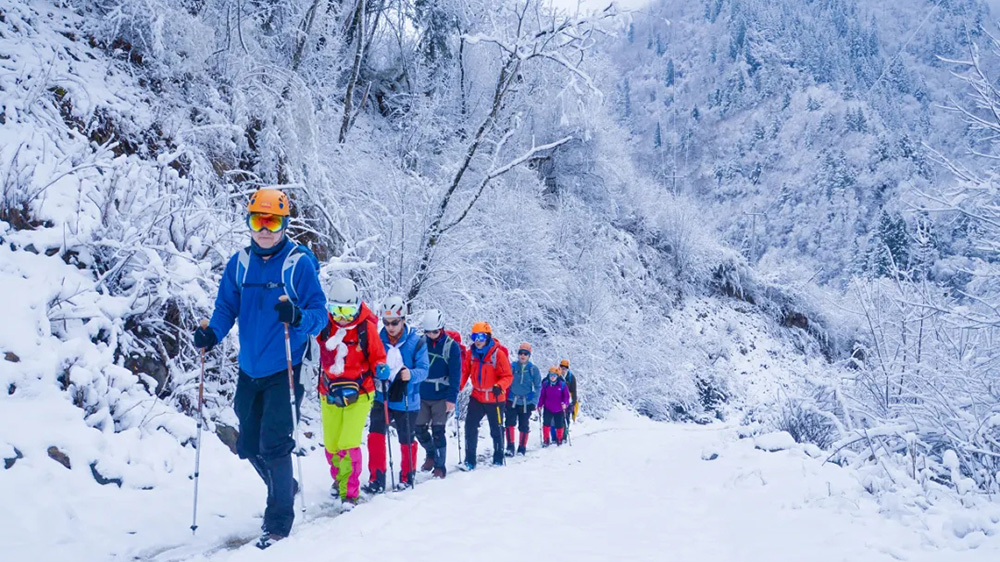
[233,365,304,537]
[465,398,503,465]
[415,423,447,469]
[369,404,418,445]
[504,401,533,432]
[543,409,566,429]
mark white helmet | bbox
[329,278,360,306]
[422,309,444,332]
[382,296,407,319]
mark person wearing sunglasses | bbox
[415,309,463,478]
[363,296,429,493]
[458,322,513,470]
[316,278,389,508]
[504,342,541,456]
[192,188,327,548]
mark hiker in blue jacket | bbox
[193,188,326,549]
[505,342,541,456]
[363,296,429,492]
[415,309,462,478]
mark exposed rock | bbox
[215,423,239,455]
[4,447,23,469]
[47,446,71,469]
[90,462,123,487]
[4,351,20,363]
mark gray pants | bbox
[415,399,450,470]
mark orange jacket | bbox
[460,337,513,404]
[316,303,386,395]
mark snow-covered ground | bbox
[10,411,1000,562]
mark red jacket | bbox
[460,337,513,404]
[316,303,386,395]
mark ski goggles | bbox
[247,212,288,233]
[470,332,488,343]
[327,303,359,322]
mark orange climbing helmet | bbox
[248,188,290,216]
[559,358,570,368]
[471,321,492,334]
[518,342,532,354]
[548,366,560,375]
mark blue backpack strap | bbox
[235,248,251,292]
[281,245,305,303]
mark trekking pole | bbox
[455,399,462,465]
[495,404,505,466]
[538,404,543,448]
[565,410,572,446]
[403,389,413,489]
[190,320,208,535]
[383,381,397,492]
[278,297,307,518]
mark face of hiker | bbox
[384,317,404,338]
[471,331,488,349]
[518,351,530,364]
[250,225,283,249]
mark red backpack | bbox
[445,329,470,376]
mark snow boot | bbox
[542,426,551,447]
[556,428,565,446]
[362,470,385,494]
[255,531,287,550]
[518,431,529,455]
[505,427,516,456]
[340,497,359,512]
[433,467,446,479]
[459,461,475,472]
[421,456,435,472]
[330,483,341,500]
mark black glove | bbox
[193,326,217,351]
[491,385,503,398]
[275,299,302,326]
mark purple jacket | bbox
[537,378,570,413]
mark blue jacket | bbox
[377,324,429,411]
[508,360,541,406]
[420,334,462,403]
[208,238,327,378]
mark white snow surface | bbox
[8,411,1000,562]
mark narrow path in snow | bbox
[170,413,1000,562]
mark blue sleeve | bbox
[289,255,327,337]
[208,255,240,342]
[447,340,462,403]
[408,334,430,386]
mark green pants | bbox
[321,392,373,499]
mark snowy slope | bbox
[10,412,1000,561]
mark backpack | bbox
[235,243,320,304]
[445,329,470,366]
[422,333,460,390]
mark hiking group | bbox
[192,189,581,549]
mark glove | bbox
[275,299,302,326]
[375,363,391,382]
[318,321,332,341]
[193,326,217,351]
[491,385,503,398]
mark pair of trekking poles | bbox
[190,296,307,534]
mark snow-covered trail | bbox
[162,413,1000,562]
